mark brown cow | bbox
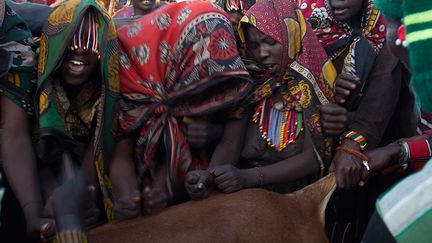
[88,173,336,243]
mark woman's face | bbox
[245,26,283,76]
[61,48,99,86]
[132,0,155,15]
[384,16,409,69]
[330,0,363,21]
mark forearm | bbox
[243,149,319,187]
[110,138,138,198]
[208,117,248,170]
[2,124,42,218]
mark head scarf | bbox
[299,0,386,109]
[117,1,252,191]
[239,0,336,164]
[218,0,256,13]
[36,0,119,221]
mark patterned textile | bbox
[117,1,252,193]
[36,0,119,221]
[299,0,386,109]
[217,0,256,12]
[0,0,37,114]
[238,0,336,165]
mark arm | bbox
[1,96,53,237]
[213,128,320,192]
[110,137,140,220]
[185,116,248,199]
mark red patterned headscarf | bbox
[238,0,336,164]
[299,0,386,109]
[117,1,251,191]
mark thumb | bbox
[197,175,208,189]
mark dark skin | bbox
[132,0,157,16]
[186,26,346,198]
[110,137,168,219]
[1,96,55,240]
[343,15,416,186]
[330,0,363,26]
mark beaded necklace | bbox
[252,98,303,152]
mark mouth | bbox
[140,0,153,6]
[65,59,87,75]
[332,7,349,16]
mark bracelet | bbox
[340,131,367,151]
[398,141,409,162]
[336,146,369,161]
[254,167,264,186]
[407,140,432,160]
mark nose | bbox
[257,45,270,62]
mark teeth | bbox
[70,60,84,65]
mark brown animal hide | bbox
[88,173,336,243]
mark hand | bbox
[183,117,224,149]
[210,165,247,193]
[334,73,360,104]
[185,170,213,200]
[330,140,364,189]
[319,103,348,136]
[23,202,55,241]
[142,186,168,215]
[113,191,141,221]
[363,143,401,176]
[25,216,55,242]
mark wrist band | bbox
[336,146,369,161]
[254,167,264,186]
[407,140,432,160]
[341,131,367,151]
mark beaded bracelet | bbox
[341,131,367,151]
[336,146,369,162]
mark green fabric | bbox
[375,0,403,20]
[376,160,432,243]
[0,0,37,115]
[36,0,119,221]
[403,0,432,114]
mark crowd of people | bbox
[0,0,431,242]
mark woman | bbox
[3,0,119,240]
[112,0,252,217]
[186,0,337,197]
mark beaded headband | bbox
[69,11,100,56]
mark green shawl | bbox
[36,0,119,221]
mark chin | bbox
[63,77,87,86]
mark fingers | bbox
[39,220,55,242]
[142,187,168,214]
[334,73,360,102]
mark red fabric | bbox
[299,0,386,54]
[243,0,333,100]
[117,1,251,188]
[407,140,431,159]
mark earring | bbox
[395,24,407,47]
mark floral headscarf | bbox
[117,1,252,192]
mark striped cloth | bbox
[376,159,432,243]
